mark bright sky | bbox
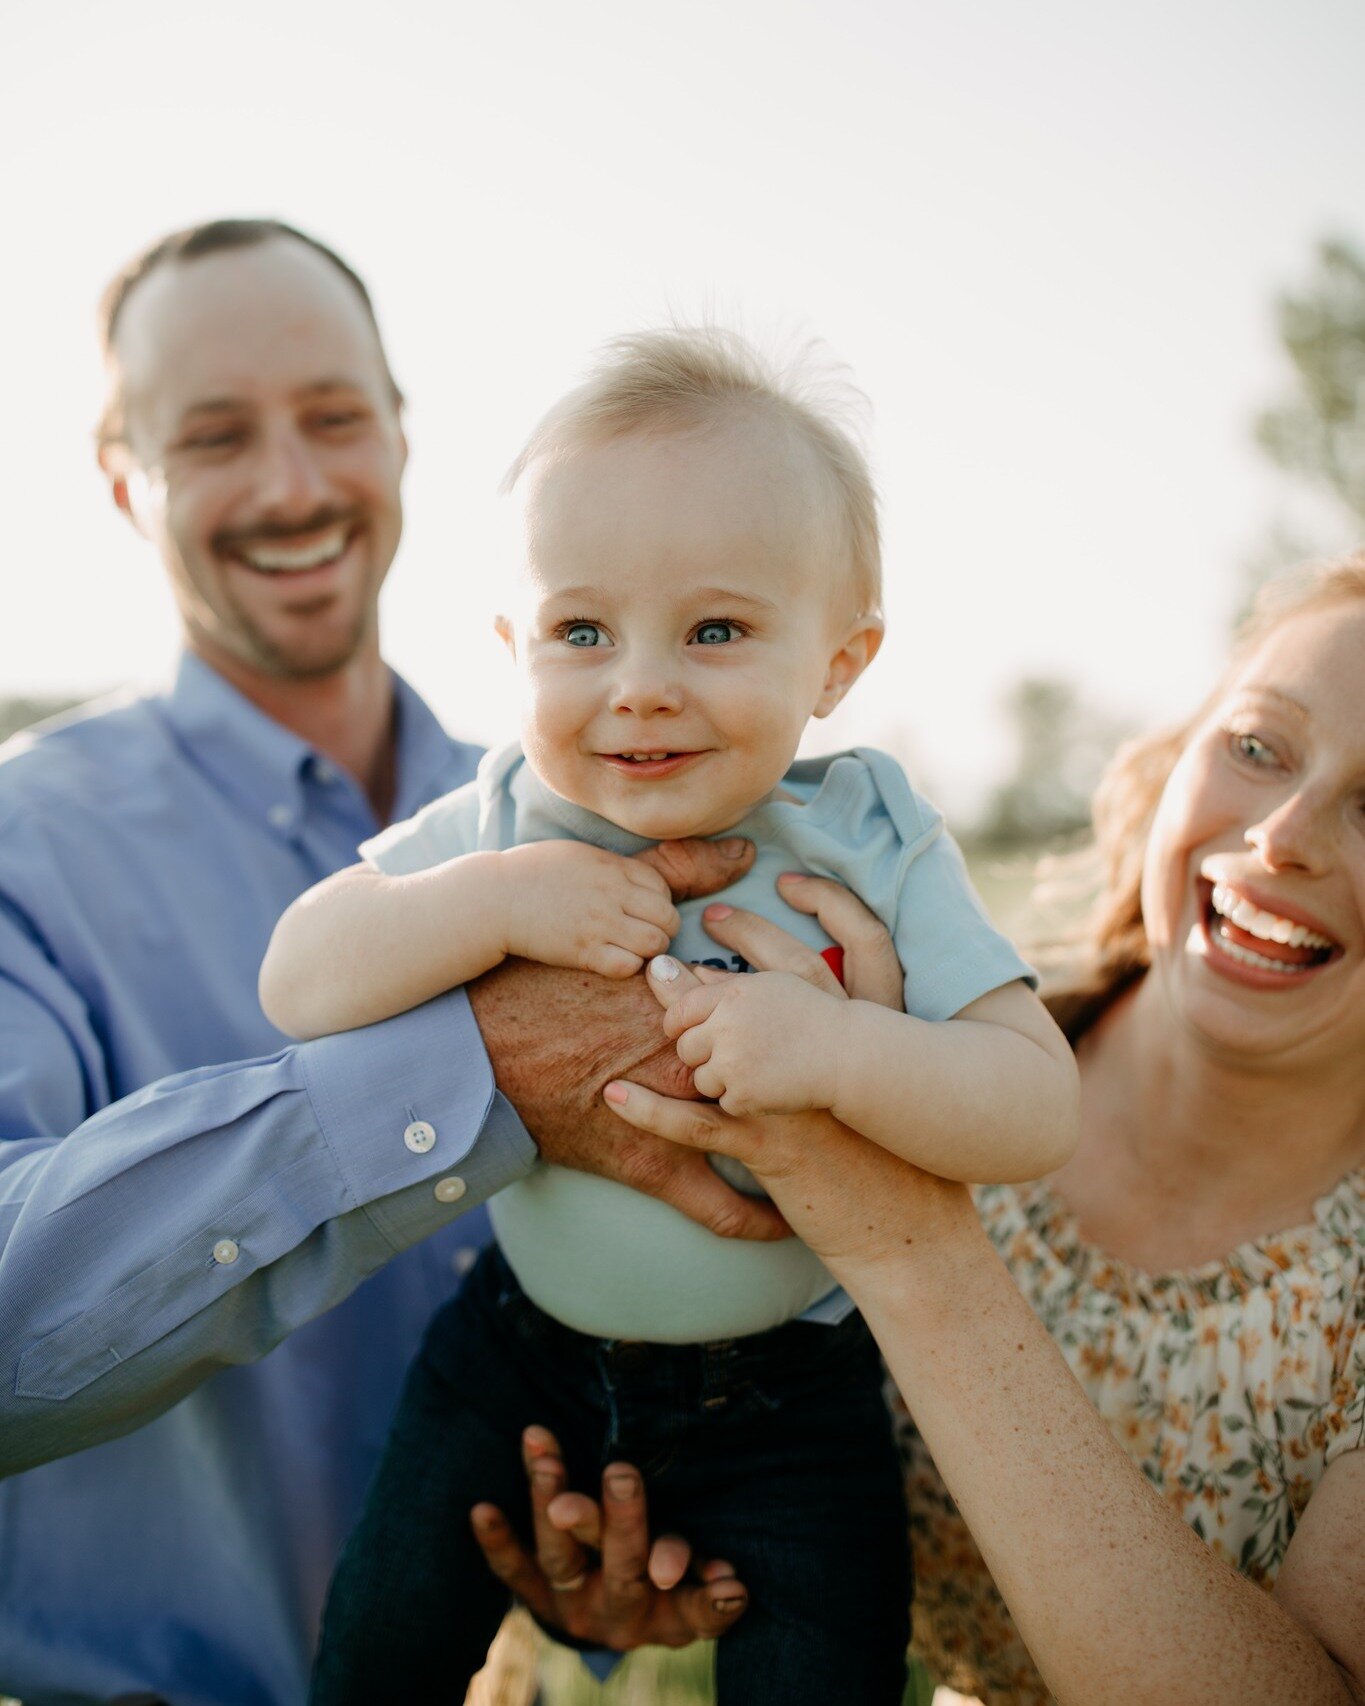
[4,0,1364,814]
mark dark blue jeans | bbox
[311,1246,911,1704]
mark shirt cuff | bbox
[297,989,537,1252]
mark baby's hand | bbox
[496,842,681,977]
[663,971,845,1116]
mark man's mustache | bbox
[212,507,362,553]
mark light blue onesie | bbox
[362,743,1033,1343]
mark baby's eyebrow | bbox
[687,587,779,613]
[539,584,611,608]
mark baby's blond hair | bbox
[503,327,882,619]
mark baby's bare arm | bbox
[668,967,1078,1182]
[832,982,1080,1180]
[259,854,514,1039]
[260,841,682,1041]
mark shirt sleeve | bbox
[0,894,536,1473]
[891,822,1037,1021]
[807,750,1036,1022]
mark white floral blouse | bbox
[896,1169,1365,1705]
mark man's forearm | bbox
[0,992,534,1472]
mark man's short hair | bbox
[504,327,882,619]
[96,217,402,448]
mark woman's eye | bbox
[562,622,605,648]
[1231,731,1277,767]
[692,621,741,645]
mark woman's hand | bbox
[470,1426,748,1650]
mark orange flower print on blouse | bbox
[896,1171,1365,1706]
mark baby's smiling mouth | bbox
[599,750,706,776]
[1198,877,1342,976]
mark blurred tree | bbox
[0,694,83,745]
[1256,237,1365,530]
[1244,237,1365,614]
[972,675,1128,851]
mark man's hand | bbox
[471,1426,748,1650]
[466,835,791,1243]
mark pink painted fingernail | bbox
[703,903,733,920]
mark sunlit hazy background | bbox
[4,0,1365,829]
[4,9,1364,1701]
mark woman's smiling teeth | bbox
[1202,880,1339,975]
[1209,883,1334,949]
[235,526,352,575]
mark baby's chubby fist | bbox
[496,841,681,977]
[663,970,845,1117]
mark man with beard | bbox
[0,220,772,1705]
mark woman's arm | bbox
[609,928,1365,1705]
[260,842,680,1040]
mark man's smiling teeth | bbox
[1208,883,1334,950]
[238,527,350,574]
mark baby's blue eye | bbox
[693,621,740,645]
[563,622,604,647]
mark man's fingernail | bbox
[604,1081,628,1105]
[717,837,747,859]
[703,903,733,920]
[532,1467,559,1492]
[649,955,681,982]
[606,1471,639,1501]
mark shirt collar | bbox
[160,652,456,836]
[390,671,464,823]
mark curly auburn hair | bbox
[1045,548,1365,1041]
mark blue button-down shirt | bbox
[0,654,535,1705]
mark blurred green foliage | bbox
[0,694,83,745]
[1256,237,1365,533]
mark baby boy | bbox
[261,328,1079,1704]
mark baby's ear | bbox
[494,614,516,659]
[814,616,883,717]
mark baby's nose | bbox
[608,665,684,717]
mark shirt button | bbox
[212,1238,240,1265]
[404,1119,437,1154]
[433,1176,467,1204]
[313,759,336,784]
[267,804,292,829]
[452,1246,479,1276]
